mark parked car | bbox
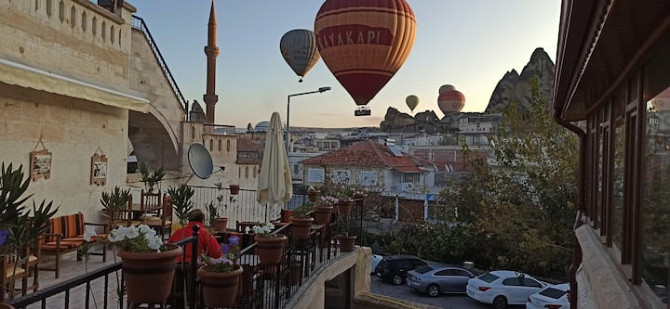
[466,270,548,309]
[526,283,570,309]
[375,255,429,285]
[406,265,476,297]
[370,254,383,274]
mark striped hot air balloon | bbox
[438,87,466,115]
[314,0,417,106]
[280,29,321,82]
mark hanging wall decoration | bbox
[91,147,107,186]
[30,136,51,181]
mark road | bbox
[369,274,524,309]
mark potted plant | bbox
[100,186,131,229]
[307,186,320,202]
[229,184,240,195]
[0,163,58,302]
[207,201,227,233]
[139,162,165,192]
[168,184,194,228]
[197,235,242,308]
[313,195,337,225]
[108,224,181,304]
[252,222,286,264]
[333,187,355,216]
[336,206,357,252]
[290,204,314,240]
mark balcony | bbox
[1,188,380,309]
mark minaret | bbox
[203,0,219,124]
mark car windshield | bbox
[478,273,499,283]
[539,287,568,299]
[414,265,433,274]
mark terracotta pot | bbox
[281,209,293,222]
[229,184,240,195]
[255,235,287,264]
[336,200,353,216]
[338,234,357,252]
[118,244,181,304]
[0,303,15,309]
[308,190,320,202]
[313,205,333,225]
[214,218,228,232]
[291,217,314,239]
[197,265,243,308]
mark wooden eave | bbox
[553,0,670,121]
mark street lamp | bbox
[286,86,331,153]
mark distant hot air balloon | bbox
[438,84,455,94]
[406,95,419,112]
[314,0,417,108]
[438,86,465,114]
[280,29,321,82]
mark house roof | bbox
[301,140,429,173]
[237,139,262,152]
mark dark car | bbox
[375,255,429,285]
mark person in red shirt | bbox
[168,209,221,263]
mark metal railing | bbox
[130,16,187,111]
[7,209,351,308]
[8,227,201,309]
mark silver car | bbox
[406,265,476,297]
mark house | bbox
[553,0,670,307]
[300,140,437,199]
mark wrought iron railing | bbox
[130,16,187,111]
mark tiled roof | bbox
[301,140,428,172]
[237,139,262,152]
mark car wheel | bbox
[392,274,403,285]
[492,295,508,309]
[426,284,440,297]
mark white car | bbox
[466,270,548,309]
[370,254,383,274]
[526,283,570,309]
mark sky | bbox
[131,1,561,129]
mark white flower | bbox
[138,224,156,237]
[147,235,163,250]
[108,229,121,242]
[125,227,139,239]
[83,226,97,242]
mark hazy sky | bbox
[131,1,561,128]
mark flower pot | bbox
[197,265,243,308]
[229,184,240,195]
[255,235,287,264]
[214,218,228,232]
[281,209,293,223]
[291,217,314,240]
[308,190,320,202]
[313,205,333,225]
[338,234,357,252]
[118,244,181,304]
[336,200,353,216]
[0,304,15,309]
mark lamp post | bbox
[286,86,331,153]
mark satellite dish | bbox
[188,143,213,179]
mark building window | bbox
[331,169,351,184]
[402,173,420,183]
[58,1,64,22]
[110,25,115,43]
[227,140,231,152]
[307,167,325,183]
[101,21,106,41]
[70,6,76,28]
[245,167,249,179]
[81,12,86,31]
[218,140,222,152]
[92,16,97,35]
[46,0,52,17]
[359,170,377,186]
[253,166,257,178]
[209,139,213,151]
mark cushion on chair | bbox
[49,214,85,240]
[62,237,85,243]
[3,264,26,279]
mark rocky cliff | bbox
[485,47,555,113]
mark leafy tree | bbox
[438,79,578,278]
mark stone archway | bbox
[128,109,180,171]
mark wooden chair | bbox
[0,254,27,302]
[140,189,162,224]
[107,195,136,230]
[146,194,173,240]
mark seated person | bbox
[169,209,221,263]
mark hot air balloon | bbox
[438,84,455,94]
[438,86,465,115]
[314,0,417,114]
[280,29,321,82]
[406,95,419,112]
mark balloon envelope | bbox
[438,90,466,114]
[439,84,455,94]
[280,29,321,81]
[314,0,417,106]
[406,95,419,111]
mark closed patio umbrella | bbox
[257,112,293,205]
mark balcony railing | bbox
[7,216,345,308]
